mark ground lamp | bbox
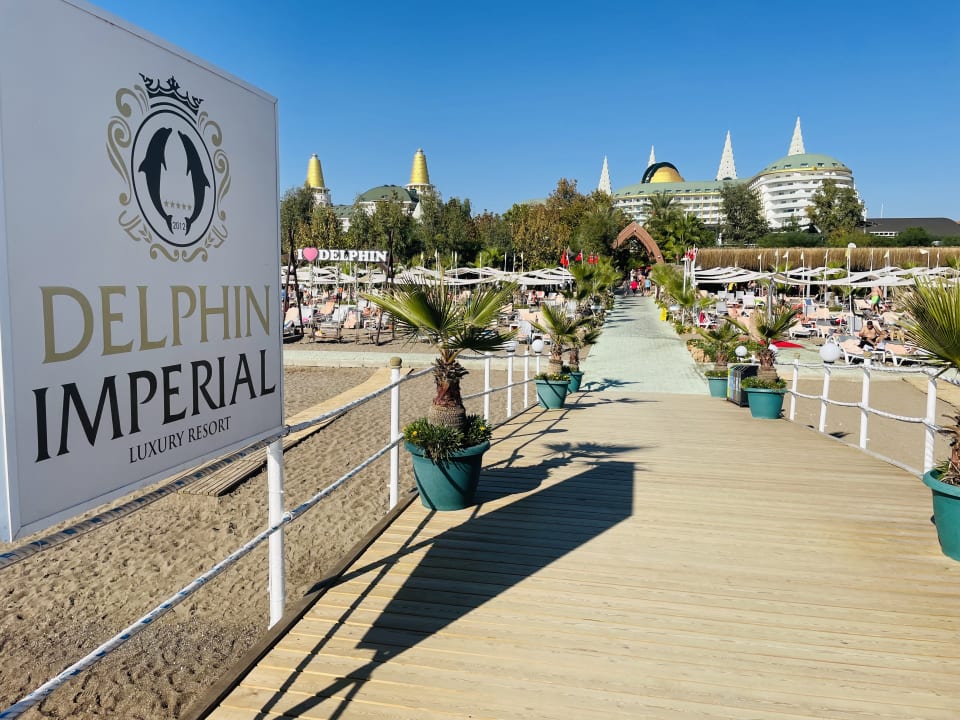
[735,345,748,361]
[819,342,841,364]
[532,338,545,374]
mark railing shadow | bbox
[257,449,637,718]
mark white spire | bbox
[716,130,737,180]
[788,116,805,156]
[598,156,611,194]
[648,145,656,167]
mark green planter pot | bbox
[706,376,728,398]
[745,388,785,419]
[535,379,569,409]
[922,470,960,561]
[567,370,584,393]
[405,440,490,511]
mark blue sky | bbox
[92,0,959,219]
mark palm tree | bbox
[362,281,516,430]
[899,279,960,484]
[752,302,800,382]
[531,304,593,375]
[693,317,748,372]
[567,325,602,371]
[644,192,675,221]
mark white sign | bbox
[298,248,388,263]
[0,0,283,540]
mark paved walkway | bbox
[581,295,707,395]
[194,354,959,719]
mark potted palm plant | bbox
[692,317,748,398]
[899,279,960,560]
[741,302,799,418]
[566,324,601,392]
[362,280,516,510]
[531,304,592,408]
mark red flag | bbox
[575,251,583,262]
[560,253,569,267]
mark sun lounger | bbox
[838,337,866,364]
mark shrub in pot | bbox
[899,279,960,559]
[363,280,516,510]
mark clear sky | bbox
[92,0,959,220]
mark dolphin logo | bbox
[137,127,174,233]
[178,131,211,235]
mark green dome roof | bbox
[357,185,417,203]
[758,153,849,175]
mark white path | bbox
[582,295,707,395]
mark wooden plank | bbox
[196,390,960,719]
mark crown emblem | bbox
[109,73,230,262]
[139,74,204,117]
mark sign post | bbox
[0,0,282,541]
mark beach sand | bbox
[0,342,954,718]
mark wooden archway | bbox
[613,222,665,264]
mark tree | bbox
[720,182,768,246]
[371,198,414,277]
[891,227,933,247]
[806,179,865,244]
[279,186,316,322]
[280,186,315,263]
[346,200,374,248]
[575,192,631,260]
[310,203,345,249]
[643,192,676,222]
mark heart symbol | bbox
[302,247,319,262]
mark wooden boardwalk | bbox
[195,389,960,719]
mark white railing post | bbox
[819,364,831,433]
[859,357,871,450]
[523,350,530,409]
[389,357,402,509]
[924,372,938,474]
[266,438,285,628]
[506,351,514,419]
[483,352,491,421]
[789,357,799,421]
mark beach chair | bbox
[788,321,814,339]
[838,337,866,364]
[881,343,920,366]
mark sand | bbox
[0,339,953,718]
[0,352,521,720]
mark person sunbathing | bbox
[858,320,886,349]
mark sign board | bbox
[0,0,283,540]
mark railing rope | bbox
[779,358,950,476]
[2,354,545,718]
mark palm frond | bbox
[899,280,960,369]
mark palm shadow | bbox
[259,448,637,718]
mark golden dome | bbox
[650,165,684,183]
[409,148,430,186]
[306,154,325,189]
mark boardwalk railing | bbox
[782,357,953,477]
[0,349,548,719]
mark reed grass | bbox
[696,247,960,271]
